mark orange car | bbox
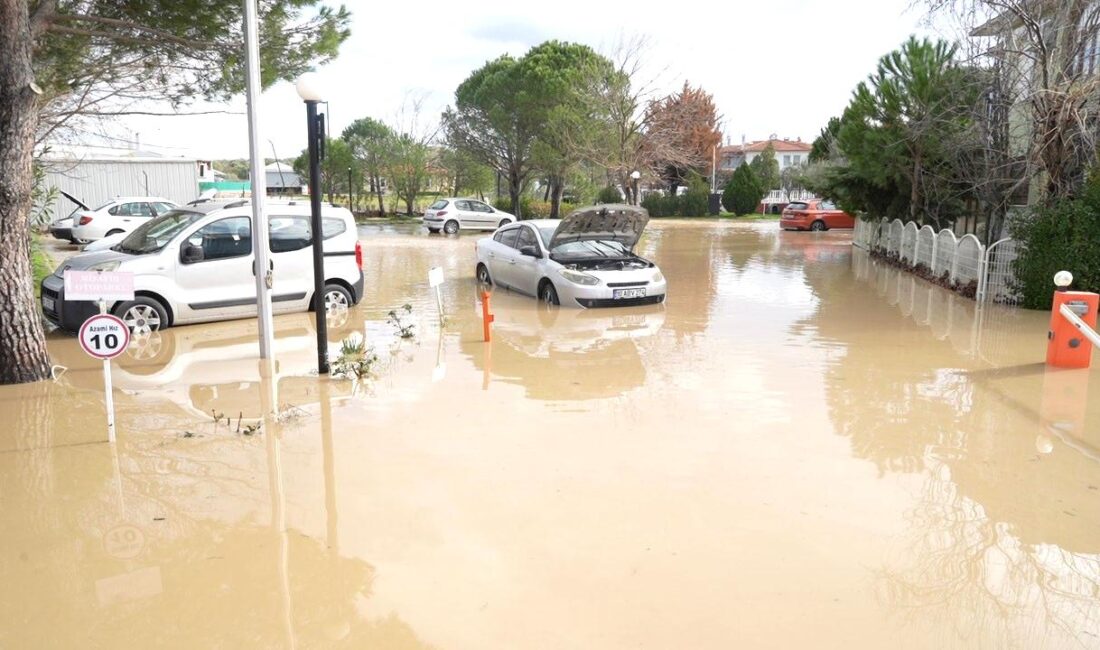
[780,199,855,231]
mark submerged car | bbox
[474,204,666,308]
[422,197,515,234]
[780,199,855,231]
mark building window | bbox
[783,155,791,166]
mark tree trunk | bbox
[0,0,53,385]
[909,148,921,223]
[549,176,565,219]
[509,168,522,219]
[373,175,384,216]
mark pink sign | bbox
[64,270,135,301]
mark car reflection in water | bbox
[51,311,356,422]
[461,289,665,401]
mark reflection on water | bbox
[2,220,1099,648]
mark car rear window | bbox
[429,199,448,210]
[787,202,809,211]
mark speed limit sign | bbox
[79,314,131,360]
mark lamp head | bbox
[1054,270,1073,289]
[630,170,640,180]
[295,73,323,102]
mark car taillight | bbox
[436,210,447,217]
[355,240,363,270]
[79,215,93,225]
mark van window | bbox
[268,216,348,252]
[189,217,251,261]
[269,216,311,252]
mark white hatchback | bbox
[474,204,667,308]
[42,200,365,333]
[70,196,179,242]
[422,197,515,234]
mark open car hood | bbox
[547,204,649,252]
[60,190,88,210]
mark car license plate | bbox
[42,297,55,312]
[613,288,646,299]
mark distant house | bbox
[257,161,304,195]
[718,135,812,172]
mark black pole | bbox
[306,100,330,374]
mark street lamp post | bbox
[630,170,641,206]
[297,73,330,374]
[347,166,353,212]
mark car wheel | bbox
[498,219,510,229]
[476,263,492,285]
[315,283,352,313]
[810,220,827,232]
[539,281,559,306]
[114,296,169,335]
[443,220,460,234]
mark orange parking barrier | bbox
[1047,280,1099,369]
[481,290,494,343]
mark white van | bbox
[42,200,364,333]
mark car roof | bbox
[111,196,174,202]
[511,219,560,228]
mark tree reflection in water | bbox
[805,249,1100,646]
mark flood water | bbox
[2,220,1099,648]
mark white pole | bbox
[435,286,444,324]
[98,300,116,443]
[243,0,276,361]
[1059,303,1100,349]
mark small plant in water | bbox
[387,304,416,339]
[331,335,380,380]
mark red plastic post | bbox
[481,290,494,343]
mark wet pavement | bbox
[3,220,1099,648]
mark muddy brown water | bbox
[3,221,1099,648]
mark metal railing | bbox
[851,217,1020,305]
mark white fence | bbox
[852,218,1021,305]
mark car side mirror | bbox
[181,243,204,264]
[519,245,540,258]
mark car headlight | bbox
[87,261,120,272]
[558,268,600,286]
[652,270,664,283]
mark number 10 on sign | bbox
[78,304,131,442]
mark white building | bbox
[718,135,813,172]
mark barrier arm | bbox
[1059,303,1100,349]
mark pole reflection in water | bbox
[261,366,296,650]
[320,377,339,555]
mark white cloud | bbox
[111,0,933,160]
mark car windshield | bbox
[428,199,448,210]
[538,227,557,246]
[551,239,630,259]
[114,210,205,254]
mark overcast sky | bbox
[105,0,933,161]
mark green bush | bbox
[678,173,710,216]
[491,197,576,219]
[1012,173,1100,308]
[596,186,623,204]
[723,162,764,215]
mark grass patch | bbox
[31,237,53,300]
